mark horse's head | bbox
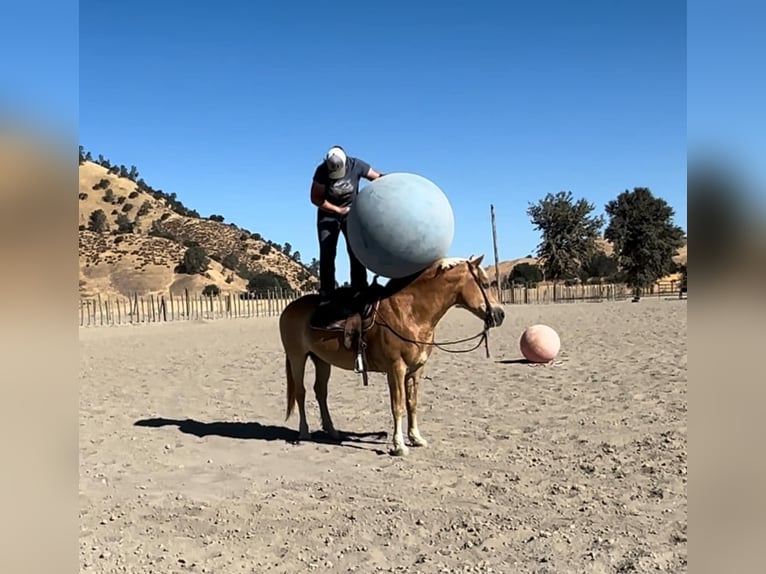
[437,255,505,328]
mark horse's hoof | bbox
[408,434,428,447]
[390,444,410,457]
[298,431,311,442]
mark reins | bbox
[371,262,493,358]
[374,318,490,356]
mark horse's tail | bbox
[285,355,296,421]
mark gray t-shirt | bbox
[313,156,371,208]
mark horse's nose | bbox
[492,306,505,326]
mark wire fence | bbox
[79,280,686,328]
[497,279,686,305]
[79,288,307,327]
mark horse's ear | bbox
[470,254,485,267]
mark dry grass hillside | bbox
[78,161,317,298]
[485,238,687,284]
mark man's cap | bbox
[324,146,347,179]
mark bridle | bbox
[374,261,495,357]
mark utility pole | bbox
[490,204,501,302]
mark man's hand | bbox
[337,206,350,215]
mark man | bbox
[310,145,384,302]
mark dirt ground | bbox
[79,298,687,573]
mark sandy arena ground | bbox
[79,298,687,573]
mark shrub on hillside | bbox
[180,245,210,274]
[137,200,152,216]
[148,220,177,241]
[222,253,239,270]
[87,209,108,232]
[121,202,133,212]
[202,284,220,297]
[92,178,109,190]
[115,214,135,234]
[247,271,290,292]
[128,190,139,199]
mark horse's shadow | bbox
[134,417,389,454]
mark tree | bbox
[603,187,685,299]
[222,252,239,270]
[115,213,135,234]
[292,251,301,263]
[526,191,604,281]
[508,262,543,286]
[308,257,320,276]
[283,242,292,257]
[202,284,220,297]
[137,200,152,217]
[181,245,210,274]
[247,271,290,292]
[581,251,619,282]
[88,209,108,232]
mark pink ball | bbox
[520,324,561,363]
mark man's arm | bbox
[311,181,347,214]
[365,167,384,180]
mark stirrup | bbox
[354,341,370,386]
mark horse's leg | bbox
[290,353,311,441]
[311,355,339,440]
[387,362,409,457]
[405,366,428,447]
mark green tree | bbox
[222,252,239,270]
[603,187,685,299]
[526,191,604,281]
[292,251,301,263]
[202,284,220,297]
[307,257,320,276]
[508,262,543,286]
[247,271,290,292]
[181,245,210,274]
[580,251,619,282]
[88,209,108,232]
[137,200,152,216]
[115,213,135,234]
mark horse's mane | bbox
[368,257,469,301]
[437,257,468,270]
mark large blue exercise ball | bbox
[346,172,455,278]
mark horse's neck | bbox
[385,273,458,330]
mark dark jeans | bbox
[317,210,368,297]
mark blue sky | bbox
[10,1,690,284]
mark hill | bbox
[485,238,687,284]
[78,159,318,298]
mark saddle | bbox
[309,285,384,384]
[308,275,421,384]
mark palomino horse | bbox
[278,255,505,456]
